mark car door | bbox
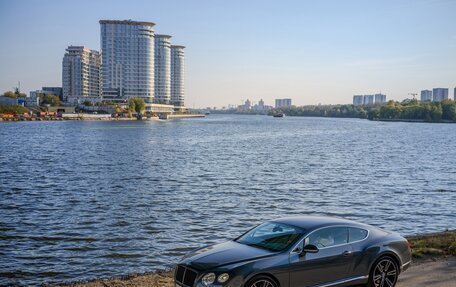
[347,227,370,277]
[289,227,353,287]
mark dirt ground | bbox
[62,257,456,287]
[396,257,456,287]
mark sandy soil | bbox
[61,257,456,287]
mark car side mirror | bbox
[302,244,319,254]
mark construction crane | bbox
[408,93,418,99]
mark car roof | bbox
[270,216,370,232]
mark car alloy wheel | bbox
[246,276,278,287]
[369,257,398,287]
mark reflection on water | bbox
[0,115,455,285]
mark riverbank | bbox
[372,118,456,123]
[0,113,205,122]
[55,230,456,287]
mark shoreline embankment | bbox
[0,113,205,122]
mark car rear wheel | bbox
[246,275,278,287]
[367,256,399,287]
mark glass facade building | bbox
[154,35,171,104]
[171,45,185,107]
[100,20,155,103]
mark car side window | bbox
[348,227,368,242]
[307,227,348,248]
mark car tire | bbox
[367,256,399,287]
[245,275,278,287]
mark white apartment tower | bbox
[99,20,155,103]
[154,35,172,104]
[171,45,185,106]
[432,88,449,102]
[353,95,364,106]
[374,93,386,104]
[275,98,292,108]
[62,46,100,101]
[363,95,374,105]
[420,90,433,102]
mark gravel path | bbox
[397,257,456,287]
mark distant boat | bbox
[204,112,210,115]
[273,113,284,118]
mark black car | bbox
[175,216,412,287]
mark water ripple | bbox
[0,115,455,285]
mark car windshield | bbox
[235,222,304,252]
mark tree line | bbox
[272,99,456,122]
[368,99,456,122]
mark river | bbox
[0,115,455,285]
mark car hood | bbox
[180,240,275,270]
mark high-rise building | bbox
[62,46,100,101]
[245,99,251,109]
[420,90,432,102]
[253,99,271,112]
[374,93,386,104]
[100,20,155,103]
[154,35,171,104]
[353,95,364,106]
[170,45,185,106]
[258,99,264,107]
[363,95,374,106]
[432,88,449,102]
[275,98,292,108]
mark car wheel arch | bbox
[244,272,280,287]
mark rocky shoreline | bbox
[49,230,456,287]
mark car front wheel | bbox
[246,275,278,287]
[367,256,399,287]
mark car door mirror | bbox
[302,244,319,254]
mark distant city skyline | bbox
[1,0,455,108]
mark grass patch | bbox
[406,230,456,259]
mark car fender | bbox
[226,255,289,287]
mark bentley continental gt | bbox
[175,216,412,287]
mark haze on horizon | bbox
[0,0,455,108]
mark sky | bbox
[0,0,455,108]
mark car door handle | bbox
[342,251,353,256]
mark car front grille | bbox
[175,265,198,287]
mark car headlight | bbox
[201,273,216,286]
[217,273,230,283]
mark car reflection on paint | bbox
[175,216,412,287]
